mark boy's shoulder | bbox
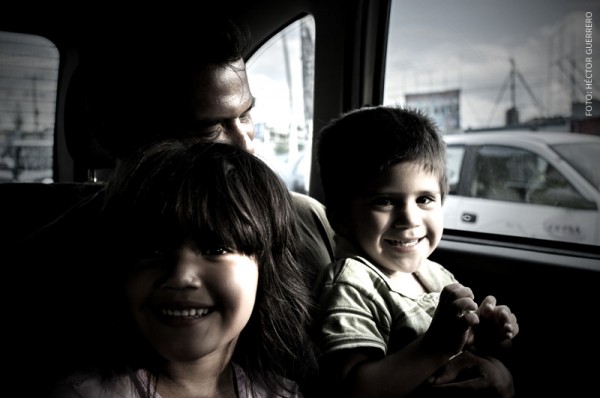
[415,259,457,289]
[317,255,455,294]
[317,255,388,290]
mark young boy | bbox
[314,105,519,397]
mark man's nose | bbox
[229,119,255,153]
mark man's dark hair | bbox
[79,16,252,160]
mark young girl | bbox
[314,105,519,397]
[50,140,318,397]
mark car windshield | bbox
[552,142,600,192]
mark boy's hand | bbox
[424,283,479,357]
[474,295,519,351]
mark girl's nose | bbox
[162,245,202,289]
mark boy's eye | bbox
[417,195,435,205]
[371,197,394,207]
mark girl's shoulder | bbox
[234,363,303,398]
[48,370,148,398]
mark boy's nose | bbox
[392,203,419,228]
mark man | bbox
[81,19,336,276]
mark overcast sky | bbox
[247,0,600,137]
[383,0,600,130]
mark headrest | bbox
[64,66,116,170]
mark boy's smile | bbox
[348,161,444,276]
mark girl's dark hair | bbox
[98,140,317,396]
[317,105,448,217]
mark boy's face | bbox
[346,161,443,275]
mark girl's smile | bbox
[128,244,258,363]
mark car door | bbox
[443,143,600,245]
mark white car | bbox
[443,131,600,245]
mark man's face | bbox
[184,58,256,153]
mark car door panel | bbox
[444,196,598,245]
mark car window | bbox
[0,31,58,183]
[551,142,600,191]
[446,145,465,195]
[246,14,315,195]
[467,144,593,209]
[384,0,600,247]
[526,162,596,210]
[471,146,532,203]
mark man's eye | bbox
[184,121,225,139]
[185,128,222,140]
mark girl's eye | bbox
[135,248,169,261]
[131,242,169,259]
[130,248,172,271]
[201,246,230,256]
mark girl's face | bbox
[346,161,443,275]
[126,242,259,364]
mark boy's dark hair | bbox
[317,105,448,218]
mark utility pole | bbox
[506,58,519,126]
[281,33,297,160]
[32,75,40,132]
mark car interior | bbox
[2,1,600,396]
